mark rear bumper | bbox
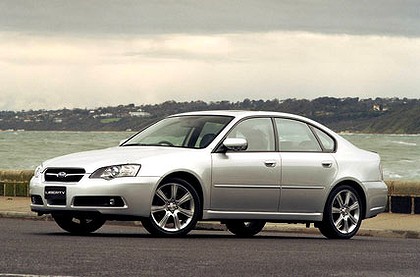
[363,181,388,218]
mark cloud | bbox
[0,0,419,37]
[1,1,419,111]
[1,31,419,110]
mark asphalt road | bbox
[0,218,419,277]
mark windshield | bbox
[122,115,233,149]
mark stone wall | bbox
[1,170,419,214]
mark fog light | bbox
[31,195,44,205]
[109,198,115,206]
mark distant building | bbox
[99,113,114,118]
[372,104,388,112]
[129,110,151,117]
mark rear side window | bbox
[275,118,322,152]
[313,127,335,152]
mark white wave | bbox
[398,159,415,163]
[389,134,420,137]
[391,141,417,146]
[384,172,403,179]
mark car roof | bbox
[171,110,339,138]
[172,110,310,122]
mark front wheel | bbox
[318,185,363,239]
[141,178,201,237]
[52,213,106,235]
[226,220,266,237]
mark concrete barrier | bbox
[0,170,33,197]
[0,170,419,214]
[386,180,420,214]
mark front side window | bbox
[227,118,275,152]
[123,115,233,149]
[275,118,322,152]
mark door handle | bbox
[264,161,277,167]
[322,161,333,168]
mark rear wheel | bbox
[52,213,106,235]
[226,220,266,237]
[318,185,363,239]
[142,178,201,237]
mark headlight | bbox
[90,164,141,180]
[34,164,44,178]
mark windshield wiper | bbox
[122,143,150,147]
[122,143,172,147]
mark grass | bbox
[100,118,121,124]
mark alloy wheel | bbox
[150,182,196,233]
[331,189,360,234]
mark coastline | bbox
[1,129,419,135]
[1,169,419,214]
[1,132,419,180]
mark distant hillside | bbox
[0,97,419,133]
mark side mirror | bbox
[223,138,248,151]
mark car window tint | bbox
[126,116,232,148]
[139,120,192,146]
[313,127,335,152]
[195,122,226,148]
[275,118,322,152]
[227,118,275,152]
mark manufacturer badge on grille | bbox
[57,172,67,178]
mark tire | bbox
[141,178,201,237]
[318,185,363,239]
[226,220,266,237]
[52,213,106,235]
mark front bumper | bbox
[29,175,160,218]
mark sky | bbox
[0,0,419,111]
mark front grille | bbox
[46,198,66,206]
[73,196,125,207]
[44,168,86,182]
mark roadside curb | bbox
[2,211,419,239]
[0,211,51,220]
[198,222,420,239]
[356,229,420,240]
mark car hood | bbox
[42,146,198,173]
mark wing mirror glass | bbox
[223,138,248,151]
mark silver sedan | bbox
[30,111,388,239]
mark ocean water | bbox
[0,131,134,170]
[341,133,420,180]
[0,131,419,180]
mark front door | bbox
[211,117,281,212]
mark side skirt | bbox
[202,210,323,222]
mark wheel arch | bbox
[159,171,204,219]
[328,179,367,219]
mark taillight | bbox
[379,162,384,181]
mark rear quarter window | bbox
[312,127,336,152]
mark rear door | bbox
[275,118,338,213]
